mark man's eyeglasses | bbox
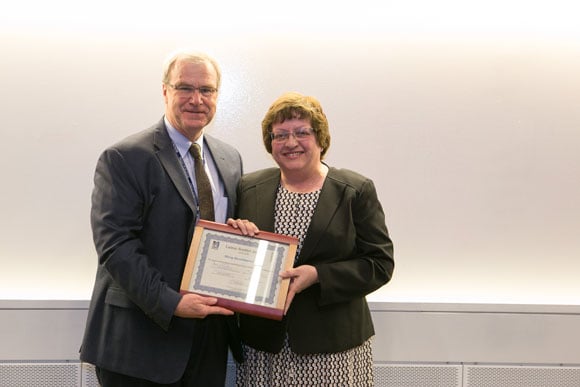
[167,84,218,98]
[270,128,315,143]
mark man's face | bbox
[163,60,218,141]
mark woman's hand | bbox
[226,218,260,236]
[280,265,319,314]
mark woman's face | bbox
[270,118,323,175]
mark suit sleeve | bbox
[91,148,182,330]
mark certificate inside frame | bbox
[180,220,298,321]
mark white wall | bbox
[1,0,579,305]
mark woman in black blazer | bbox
[235,92,395,386]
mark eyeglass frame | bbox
[269,127,315,143]
[166,83,218,98]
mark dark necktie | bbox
[189,143,215,221]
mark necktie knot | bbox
[190,143,202,160]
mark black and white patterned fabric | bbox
[273,185,320,261]
[236,184,374,386]
[236,336,374,386]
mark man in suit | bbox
[80,50,255,386]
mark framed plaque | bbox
[180,220,298,321]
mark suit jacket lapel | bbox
[153,121,197,213]
[298,168,346,263]
[205,135,238,217]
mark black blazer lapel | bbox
[236,168,280,231]
[255,173,280,232]
[297,170,346,263]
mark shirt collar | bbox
[164,116,206,158]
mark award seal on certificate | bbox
[180,220,298,321]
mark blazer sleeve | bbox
[91,147,182,330]
[314,176,394,306]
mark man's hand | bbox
[174,293,234,318]
[280,265,319,315]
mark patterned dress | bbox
[236,185,374,387]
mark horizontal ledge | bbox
[2,299,580,315]
[368,301,580,314]
[0,299,90,310]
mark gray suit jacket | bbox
[80,118,243,383]
[235,166,394,354]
